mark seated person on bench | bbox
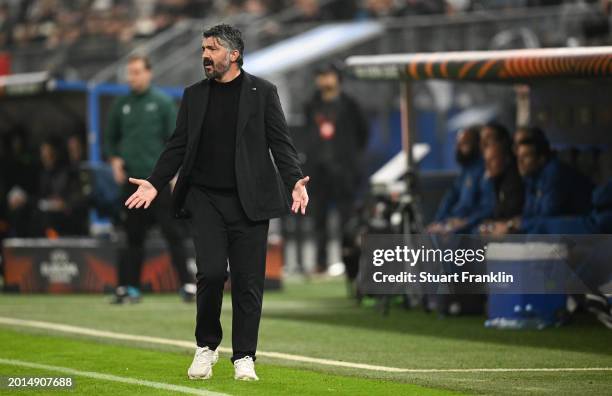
[478,142,524,235]
[489,127,593,235]
[427,125,488,234]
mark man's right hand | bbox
[426,222,444,234]
[125,178,158,209]
[110,157,127,185]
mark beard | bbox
[455,148,479,166]
[203,53,231,79]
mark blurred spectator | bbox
[528,178,612,234]
[445,0,472,14]
[512,125,531,154]
[526,0,564,6]
[67,132,84,165]
[491,127,593,234]
[478,142,524,234]
[401,0,446,15]
[357,0,405,18]
[150,0,191,34]
[6,0,213,49]
[2,127,38,197]
[472,0,525,11]
[580,0,611,41]
[64,133,90,235]
[6,135,87,237]
[155,0,196,18]
[480,121,512,153]
[37,138,67,212]
[473,1,568,11]
[0,3,13,48]
[525,176,612,329]
[304,61,369,273]
[292,0,333,22]
[3,127,39,237]
[36,136,85,236]
[2,0,586,53]
[223,0,270,24]
[427,125,489,233]
[327,0,360,19]
[0,135,10,241]
[103,54,193,303]
[6,184,32,237]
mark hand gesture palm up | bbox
[125,178,158,209]
[291,176,310,215]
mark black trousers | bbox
[119,183,191,288]
[309,163,355,271]
[185,184,269,363]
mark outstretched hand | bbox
[291,176,310,215]
[125,178,158,209]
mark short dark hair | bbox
[483,121,512,148]
[463,124,482,143]
[128,54,152,70]
[314,61,343,82]
[41,135,69,166]
[203,24,244,67]
[517,127,551,158]
[515,125,546,141]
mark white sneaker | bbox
[187,346,219,379]
[233,356,259,381]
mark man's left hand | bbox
[291,176,310,215]
[491,221,509,236]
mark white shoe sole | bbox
[188,372,213,380]
[234,375,259,381]
[188,359,217,380]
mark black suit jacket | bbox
[146,69,304,221]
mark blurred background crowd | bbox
[0,0,611,318]
[1,0,612,254]
[1,1,610,48]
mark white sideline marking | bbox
[1,316,611,374]
[0,358,228,396]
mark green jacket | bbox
[104,87,177,178]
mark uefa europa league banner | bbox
[2,238,189,293]
[2,237,283,293]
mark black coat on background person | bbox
[492,164,524,220]
[146,69,304,221]
[303,90,369,176]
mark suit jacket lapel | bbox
[192,79,210,139]
[236,69,255,143]
[182,78,209,178]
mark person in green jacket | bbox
[104,54,195,304]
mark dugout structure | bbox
[0,74,183,230]
[345,47,612,318]
[345,46,612,220]
[1,75,285,292]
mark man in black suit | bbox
[124,24,310,381]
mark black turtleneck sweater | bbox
[190,72,243,189]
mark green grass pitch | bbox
[0,279,610,395]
